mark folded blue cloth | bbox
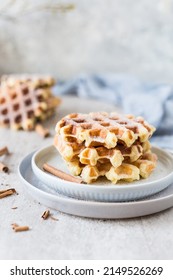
[54,74,173,150]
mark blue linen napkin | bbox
[54,74,173,150]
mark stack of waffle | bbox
[54,112,157,184]
[0,75,60,130]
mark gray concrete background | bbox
[0,0,173,83]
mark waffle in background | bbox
[0,75,61,131]
[54,112,157,184]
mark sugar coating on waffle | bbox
[55,112,155,148]
[0,75,60,130]
[54,112,157,184]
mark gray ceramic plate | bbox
[18,151,173,219]
[31,145,173,202]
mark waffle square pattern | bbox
[54,112,157,184]
[0,75,60,130]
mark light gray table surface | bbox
[0,96,173,260]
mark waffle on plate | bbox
[54,112,157,184]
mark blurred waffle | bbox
[54,112,157,184]
[0,75,61,130]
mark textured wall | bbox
[0,0,173,82]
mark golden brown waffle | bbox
[67,160,112,181]
[54,134,143,166]
[67,151,157,184]
[54,112,157,184]
[67,159,140,184]
[67,160,85,176]
[142,140,151,153]
[105,163,140,184]
[55,112,155,148]
[54,134,84,162]
[79,144,143,166]
[79,147,123,167]
[0,75,60,130]
[81,162,112,183]
[132,152,157,178]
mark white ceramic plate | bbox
[31,145,173,202]
[19,152,173,219]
